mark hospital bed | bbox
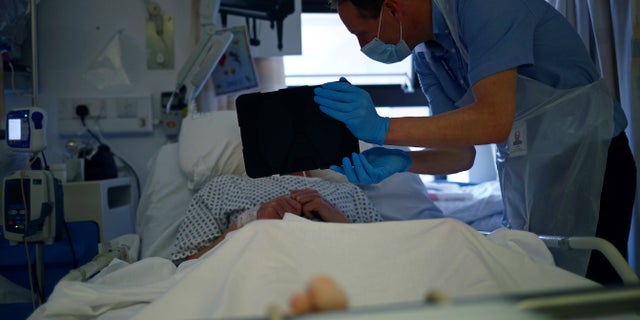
[425,178,505,232]
[22,110,640,319]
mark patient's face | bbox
[290,170,313,177]
[288,169,347,183]
[310,169,348,182]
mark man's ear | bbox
[383,0,403,19]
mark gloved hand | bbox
[331,147,412,184]
[314,77,390,145]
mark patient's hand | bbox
[257,196,302,219]
[290,189,349,223]
[256,190,348,223]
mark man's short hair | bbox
[327,0,383,19]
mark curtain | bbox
[546,0,638,273]
[630,0,640,274]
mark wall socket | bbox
[58,97,107,121]
[58,96,153,136]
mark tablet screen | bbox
[236,86,359,178]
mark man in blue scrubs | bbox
[314,0,636,284]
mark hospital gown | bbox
[171,175,383,261]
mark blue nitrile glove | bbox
[330,147,412,184]
[314,77,390,145]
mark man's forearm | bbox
[407,147,476,175]
[386,69,518,148]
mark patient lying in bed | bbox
[170,173,384,262]
[139,113,444,260]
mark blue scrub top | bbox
[414,0,627,133]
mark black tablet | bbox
[235,86,360,178]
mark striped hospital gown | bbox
[171,174,382,262]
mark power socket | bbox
[75,104,90,119]
[59,97,105,121]
[58,96,153,136]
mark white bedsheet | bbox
[30,218,597,319]
[427,180,505,231]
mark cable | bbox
[76,105,104,144]
[3,51,35,100]
[63,222,78,269]
[20,156,40,236]
[75,105,142,200]
[16,151,76,306]
[89,123,141,199]
[40,151,49,171]
[28,252,45,303]
[1,49,7,123]
[18,166,41,309]
[111,152,141,200]
[22,229,38,310]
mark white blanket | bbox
[30,218,597,319]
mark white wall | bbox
[29,0,194,185]
[1,0,303,189]
[6,0,497,189]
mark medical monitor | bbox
[6,107,47,152]
[235,86,359,178]
[179,31,233,104]
[167,25,260,113]
[2,170,63,244]
[210,25,260,96]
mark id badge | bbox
[508,122,527,157]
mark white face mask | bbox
[361,7,412,64]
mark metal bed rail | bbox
[538,235,639,284]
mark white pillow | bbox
[176,113,442,221]
[178,111,246,190]
[137,143,194,258]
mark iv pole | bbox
[0,50,5,130]
[29,0,45,303]
[30,0,39,107]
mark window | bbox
[283,13,414,90]
[283,11,478,183]
[284,12,428,107]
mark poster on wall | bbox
[216,0,302,57]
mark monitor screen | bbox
[8,118,23,141]
[211,25,260,96]
[5,108,46,152]
[236,86,359,178]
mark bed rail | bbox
[538,235,639,284]
[265,285,640,319]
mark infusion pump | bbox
[1,170,63,244]
[2,106,62,243]
[6,107,47,152]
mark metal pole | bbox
[1,53,5,125]
[35,242,45,304]
[30,0,39,107]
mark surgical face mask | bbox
[361,7,412,64]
